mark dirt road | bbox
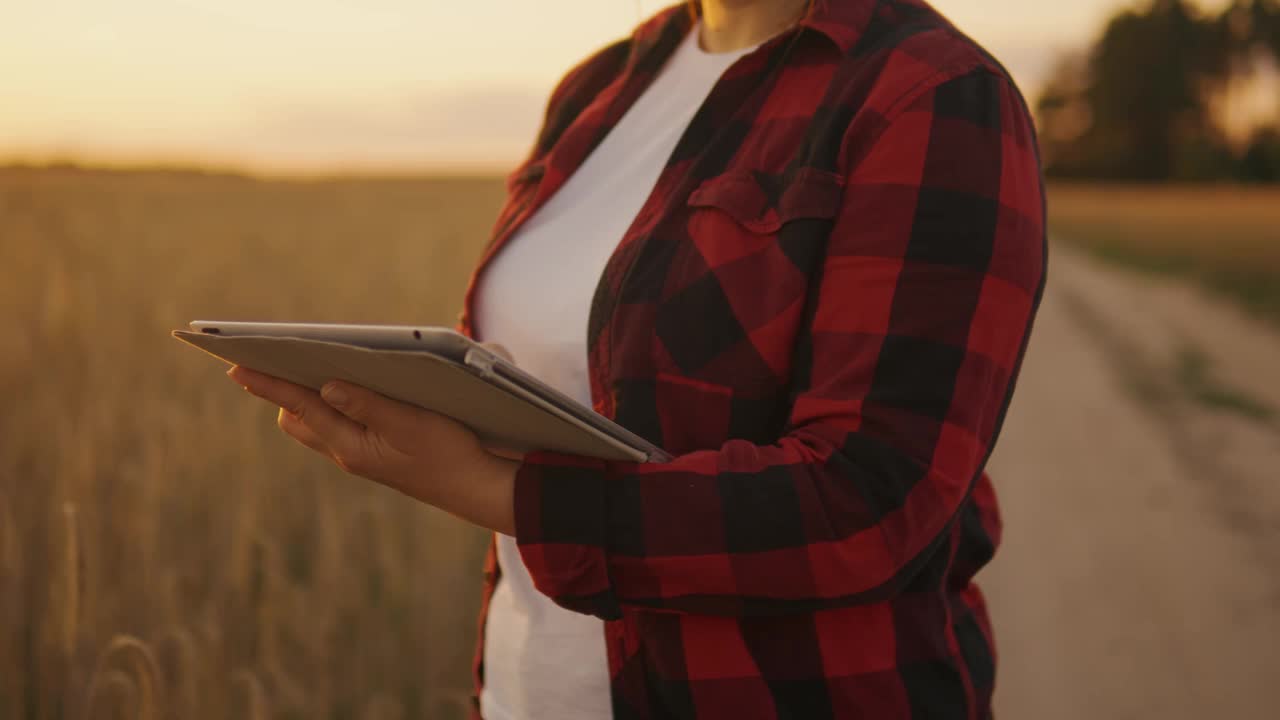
[982,246,1280,718]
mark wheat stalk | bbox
[229,668,269,720]
[0,491,16,623]
[249,535,280,669]
[84,669,137,720]
[84,634,161,720]
[0,491,13,579]
[155,626,200,720]
[61,502,80,659]
[0,492,17,720]
[261,656,308,715]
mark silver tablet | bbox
[189,320,472,355]
[185,320,672,463]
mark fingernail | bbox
[321,382,347,407]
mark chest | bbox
[464,44,854,453]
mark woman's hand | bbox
[226,364,519,535]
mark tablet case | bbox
[172,330,650,462]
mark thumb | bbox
[320,380,431,445]
[320,380,377,423]
[481,342,515,364]
[320,379,465,450]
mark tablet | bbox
[189,320,470,354]
[176,320,672,463]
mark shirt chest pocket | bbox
[676,166,846,333]
[650,168,846,399]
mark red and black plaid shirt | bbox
[456,1,1046,717]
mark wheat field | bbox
[1048,183,1280,268]
[0,167,507,719]
[1047,183,1280,325]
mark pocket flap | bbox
[687,167,844,233]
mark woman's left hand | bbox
[226,365,518,535]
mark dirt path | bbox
[982,246,1280,719]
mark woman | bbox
[228,0,1046,717]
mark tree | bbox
[1037,0,1278,181]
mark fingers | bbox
[228,366,368,460]
[318,380,452,453]
[277,407,332,455]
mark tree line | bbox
[1036,0,1280,182]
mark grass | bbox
[0,166,506,719]
[1173,345,1276,422]
[1047,183,1280,327]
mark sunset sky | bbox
[0,0,1246,172]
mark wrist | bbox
[438,449,516,536]
[482,451,520,536]
[396,441,517,536]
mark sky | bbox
[0,0,1245,172]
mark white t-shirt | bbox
[471,23,757,720]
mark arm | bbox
[511,69,1047,619]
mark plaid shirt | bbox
[455,1,1046,717]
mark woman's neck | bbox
[698,0,811,53]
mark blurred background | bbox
[1,1,1277,718]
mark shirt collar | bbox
[799,0,876,53]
